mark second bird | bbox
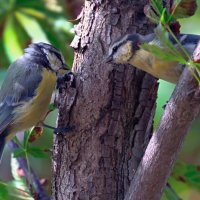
[106,33,200,83]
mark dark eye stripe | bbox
[53,51,63,64]
[37,43,64,64]
[113,46,118,52]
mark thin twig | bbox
[166,183,182,200]
[8,140,51,200]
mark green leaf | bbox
[172,161,200,191]
[0,182,8,200]
[15,0,64,18]
[152,0,163,16]
[23,130,32,149]
[164,185,180,200]
[27,147,48,158]
[15,11,48,43]
[48,103,56,112]
[0,181,33,200]
[154,24,176,51]
[141,24,188,65]
[3,15,23,62]
[160,8,167,24]
[13,149,26,158]
[15,0,46,11]
[0,0,15,18]
[172,0,197,19]
[140,43,185,64]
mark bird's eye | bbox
[113,46,117,52]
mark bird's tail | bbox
[0,136,5,162]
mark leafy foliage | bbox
[0,156,33,200]
[0,0,74,68]
[0,1,75,198]
[141,24,187,64]
[145,0,197,25]
[13,129,49,159]
[144,0,200,199]
[142,0,200,83]
[172,162,200,191]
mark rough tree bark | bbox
[52,0,158,199]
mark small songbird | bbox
[0,42,68,161]
[106,33,200,83]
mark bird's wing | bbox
[169,34,200,55]
[178,34,200,46]
[0,58,43,135]
[0,101,16,135]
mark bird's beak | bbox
[60,64,70,70]
[105,55,113,63]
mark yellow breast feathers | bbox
[8,68,56,138]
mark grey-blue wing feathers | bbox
[0,57,43,160]
[0,57,43,135]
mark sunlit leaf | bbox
[18,8,46,19]
[0,181,33,200]
[15,12,48,43]
[20,7,64,20]
[3,16,23,62]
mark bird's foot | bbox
[54,125,75,135]
[162,101,169,110]
[42,123,75,135]
[57,72,75,91]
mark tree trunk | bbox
[52,0,157,199]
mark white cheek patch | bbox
[121,47,129,56]
[115,47,129,58]
[42,49,62,71]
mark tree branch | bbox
[124,42,200,200]
[8,140,51,200]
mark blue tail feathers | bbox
[0,136,5,162]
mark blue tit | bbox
[106,33,200,83]
[0,42,68,161]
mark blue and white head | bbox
[24,42,68,72]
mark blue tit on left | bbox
[0,42,68,162]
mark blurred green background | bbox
[0,0,83,197]
[0,0,199,199]
[157,2,200,199]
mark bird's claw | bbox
[54,125,75,135]
[57,72,75,91]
